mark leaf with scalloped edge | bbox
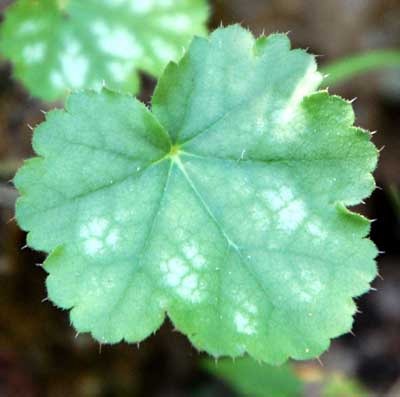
[0,0,208,101]
[14,25,378,364]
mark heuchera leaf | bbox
[202,356,303,397]
[14,25,378,364]
[0,0,208,101]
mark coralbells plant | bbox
[0,0,208,101]
[14,26,378,364]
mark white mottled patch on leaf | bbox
[80,218,121,255]
[161,255,204,302]
[307,220,327,240]
[130,0,153,13]
[165,272,181,287]
[115,209,134,222]
[23,43,46,63]
[84,237,103,256]
[170,258,188,278]
[297,291,312,302]
[50,71,64,88]
[250,204,270,231]
[193,255,206,269]
[279,186,294,202]
[278,199,307,232]
[106,229,119,247]
[92,20,143,60]
[233,293,258,335]
[182,244,197,259]
[301,269,323,294]
[159,14,191,32]
[162,257,188,287]
[243,302,257,315]
[18,20,40,34]
[81,218,109,238]
[182,242,206,269]
[234,312,255,335]
[151,38,177,62]
[272,64,322,141]
[262,186,293,211]
[178,273,200,302]
[60,39,89,88]
[108,61,131,82]
[284,267,324,303]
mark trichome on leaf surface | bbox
[14,25,378,364]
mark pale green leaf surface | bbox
[202,356,302,397]
[0,0,208,101]
[15,26,378,364]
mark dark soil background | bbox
[0,0,399,396]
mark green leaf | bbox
[14,25,378,364]
[321,49,400,87]
[202,356,303,397]
[0,0,208,101]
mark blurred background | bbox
[0,0,399,396]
